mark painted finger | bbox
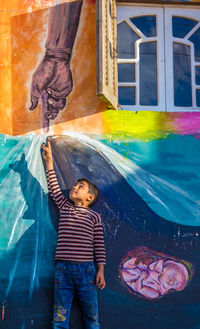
[45,106,59,121]
[44,100,66,121]
[47,83,73,99]
[41,90,50,132]
[29,94,39,111]
[47,98,66,111]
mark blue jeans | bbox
[52,261,100,329]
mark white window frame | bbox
[117,3,200,112]
[165,7,200,112]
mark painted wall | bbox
[0,1,200,329]
[1,132,200,329]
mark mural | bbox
[0,0,200,329]
[0,133,200,329]
[0,0,200,135]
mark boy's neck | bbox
[73,200,89,208]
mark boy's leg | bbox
[52,261,75,329]
[75,263,100,329]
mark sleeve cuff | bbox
[46,169,55,174]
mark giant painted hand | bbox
[30,51,72,122]
[29,1,83,131]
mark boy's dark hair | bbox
[77,178,99,207]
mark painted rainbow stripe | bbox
[102,111,200,140]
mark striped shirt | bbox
[46,169,106,264]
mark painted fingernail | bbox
[48,99,54,105]
[47,88,52,94]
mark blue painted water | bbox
[100,134,200,226]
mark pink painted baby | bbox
[119,247,190,299]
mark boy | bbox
[42,141,106,329]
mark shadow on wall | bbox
[11,0,107,135]
[0,152,85,329]
[0,153,55,329]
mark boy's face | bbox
[69,180,92,206]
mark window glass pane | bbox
[189,28,200,62]
[118,64,135,82]
[196,67,200,85]
[173,42,192,106]
[172,16,198,38]
[196,89,200,107]
[139,42,157,106]
[130,15,156,37]
[117,22,140,59]
[118,86,135,105]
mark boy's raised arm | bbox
[42,141,54,170]
[42,141,68,210]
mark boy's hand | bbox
[41,141,53,170]
[96,270,106,290]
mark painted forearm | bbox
[45,1,83,51]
